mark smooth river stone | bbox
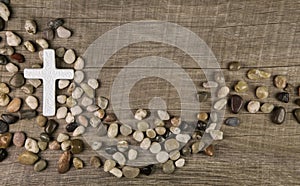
[213,98,227,110]
[58,151,71,174]
[247,69,271,80]
[230,95,243,114]
[1,114,19,124]
[276,92,289,103]
[271,106,286,124]
[18,151,39,165]
[225,117,240,127]
[234,80,248,93]
[293,109,300,124]
[197,91,209,102]
[228,61,241,71]
[274,75,287,89]
[247,101,260,113]
[256,86,268,99]
[260,103,274,113]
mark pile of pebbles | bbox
[0,0,299,179]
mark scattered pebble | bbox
[57,133,69,143]
[107,123,118,138]
[128,149,138,160]
[70,139,84,154]
[57,26,72,38]
[247,69,271,80]
[247,100,260,113]
[156,151,169,163]
[256,86,269,99]
[64,49,76,64]
[97,96,109,110]
[140,138,151,150]
[164,139,180,152]
[34,159,47,172]
[0,55,7,65]
[90,156,101,168]
[157,110,170,120]
[213,98,227,110]
[293,109,300,124]
[66,122,78,132]
[74,57,84,70]
[6,31,21,46]
[18,151,39,165]
[0,132,11,148]
[122,166,140,178]
[24,20,37,35]
[0,46,14,55]
[137,121,149,131]
[25,95,39,110]
[36,38,49,49]
[260,103,274,113]
[91,141,102,151]
[21,84,34,94]
[47,18,64,30]
[276,92,289,103]
[61,140,71,151]
[13,131,25,147]
[112,152,126,165]
[38,141,48,151]
[36,115,47,127]
[225,117,240,127]
[0,148,7,162]
[104,159,116,172]
[24,138,39,153]
[197,91,209,102]
[56,106,68,119]
[44,119,58,134]
[1,113,18,124]
[162,160,175,174]
[274,75,287,89]
[204,145,214,156]
[28,79,41,88]
[72,125,85,136]
[175,158,185,168]
[133,131,144,142]
[214,71,225,83]
[70,105,83,116]
[228,61,241,71]
[58,80,70,89]
[197,112,208,121]
[217,86,229,98]
[73,157,83,169]
[234,80,248,93]
[5,62,18,73]
[57,95,67,104]
[0,2,10,21]
[40,133,50,142]
[9,72,25,88]
[120,124,132,136]
[56,47,65,57]
[109,167,123,178]
[0,93,9,106]
[42,28,54,40]
[191,141,205,154]
[0,120,8,134]
[134,109,147,120]
[0,82,9,94]
[77,115,88,127]
[271,106,286,124]
[202,81,218,88]
[49,140,60,150]
[58,151,71,174]
[140,165,153,175]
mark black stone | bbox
[47,18,64,30]
[271,106,286,124]
[0,148,8,162]
[140,165,154,176]
[40,132,51,142]
[0,17,5,31]
[65,122,78,132]
[197,91,210,102]
[180,146,191,156]
[0,54,8,65]
[105,146,117,154]
[230,95,243,114]
[276,92,289,103]
[162,129,173,139]
[44,119,58,134]
[196,120,207,131]
[225,117,240,127]
[1,114,19,124]
[0,120,8,134]
[18,110,37,120]
[154,136,165,143]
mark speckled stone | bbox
[247,69,271,80]
[0,132,11,148]
[274,75,287,89]
[70,139,84,154]
[12,132,25,147]
[90,156,101,168]
[247,100,260,113]
[58,151,71,174]
[260,103,274,113]
[73,157,83,169]
[18,151,39,165]
[162,160,175,174]
[234,80,248,93]
[34,159,47,172]
[36,115,47,127]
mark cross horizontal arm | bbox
[24,69,44,79]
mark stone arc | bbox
[24,49,74,116]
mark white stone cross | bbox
[24,49,74,116]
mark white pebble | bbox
[176,134,191,143]
[87,78,99,89]
[36,38,49,49]
[128,149,138,160]
[64,49,76,64]
[247,100,260,113]
[133,131,144,142]
[0,46,14,55]
[203,81,218,88]
[56,106,68,119]
[134,109,147,120]
[6,31,21,46]
[213,98,227,110]
[87,105,99,112]
[24,41,35,52]
[65,112,75,124]
[72,87,84,99]
[217,86,230,98]
[24,20,36,34]
[57,95,67,104]
[74,57,84,70]
[74,71,84,83]
[28,79,41,88]
[0,2,10,21]
[97,96,109,109]
[137,121,149,131]
[91,141,102,150]
[81,96,93,107]
[57,26,72,38]
[57,133,69,143]
[107,123,118,138]
[5,63,18,73]
[90,116,101,128]
[140,138,151,150]
[61,140,71,151]
[112,152,126,165]
[73,125,85,136]
[25,138,39,153]
[175,158,185,168]
[157,110,170,120]
[77,115,89,127]
[109,167,122,178]
[70,105,82,116]
[25,95,39,110]
[58,80,70,89]
[156,151,169,163]
[150,142,161,154]
[209,130,223,140]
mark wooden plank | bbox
[0,0,300,185]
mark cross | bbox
[24,49,74,116]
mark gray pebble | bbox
[57,26,72,38]
[34,159,47,172]
[64,49,76,64]
[9,73,25,88]
[70,105,82,116]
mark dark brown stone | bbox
[230,95,243,114]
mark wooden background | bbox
[0,0,300,185]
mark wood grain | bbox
[1,0,300,185]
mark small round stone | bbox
[56,47,65,57]
[150,142,161,154]
[57,133,69,143]
[140,165,154,175]
[225,117,240,127]
[260,103,274,113]
[36,38,49,49]
[90,156,101,168]
[122,166,140,178]
[191,141,205,154]
[24,138,39,153]
[87,78,98,89]
[6,31,21,46]
[274,75,287,89]
[6,97,21,113]
[0,121,8,134]
[120,124,132,136]
[155,127,166,136]
[204,145,214,156]
[162,160,175,174]
[146,129,156,139]
[24,20,37,35]
[56,107,68,119]
[40,133,50,142]
[44,119,58,134]
[73,157,83,169]
[140,138,151,150]
[133,131,144,142]
[91,141,102,151]
[12,132,25,147]
[36,115,47,127]
[25,95,39,110]
[9,53,25,63]
[175,134,191,143]
[217,86,230,98]
[0,148,7,162]
[5,62,18,73]
[0,82,9,94]
[164,139,180,152]
[256,86,268,99]
[0,93,9,106]
[97,96,109,109]
[61,140,71,151]
[271,106,286,124]
[247,101,260,113]
[156,151,169,163]
[38,141,48,151]
[213,98,227,110]
[276,92,289,103]
[234,80,249,93]
[137,121,149,131]
[64,49,76,64]
[72,87,84,99]
[57,95,67,104]
[70,106,83,116]
[154,119,164,128]
[112,152,126,165]
[74,57,85,70]
[197,112,208,121]
[175,158,185,168]
[230,95,244,114]
[74,71,84,84]
[66,122,78,132]
[57,26,72,38]
[66,96,77,107]
[72,125,85,137]
[110,167,123,178]
[107,123,118,138]
[228,61,241,71]
[9,73,25,88]
[247,69,271,80]
[170,116,181,127]
[23,41,36,52]
[0,132,11,148]
[93,109,105,119]
[169,150,180,161]
[77,115,88,127]
[58,80,70,89]
[117,140,128,152]
[135,109,147,120]
[128,149,138,160]
[104,159,116,172]
[18,151,39,165]
[157,110,170,120]
[65,113,75,124]
[34,159,47,172]
[70,139,84,154]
